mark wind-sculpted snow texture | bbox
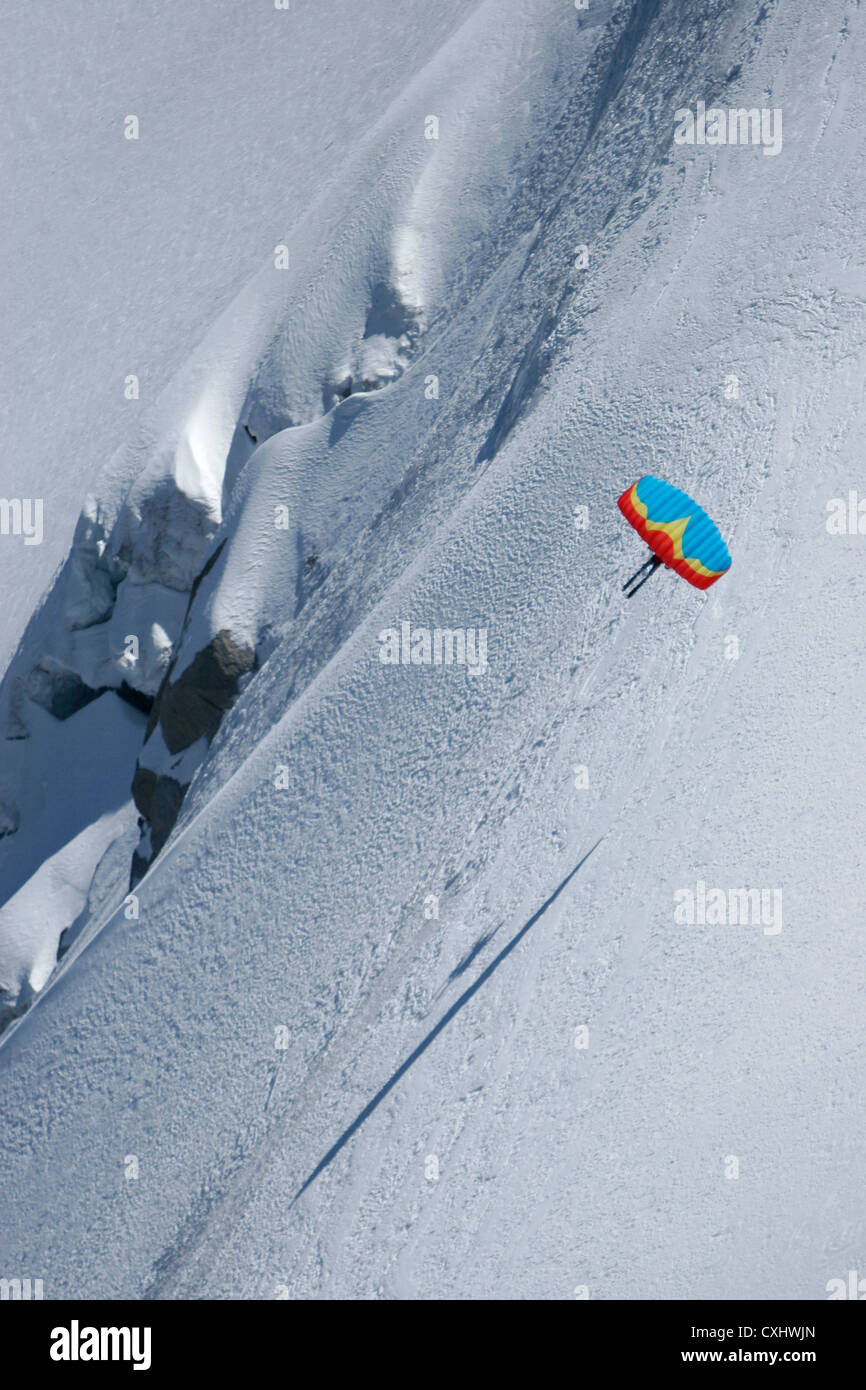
[1,0,865,1301]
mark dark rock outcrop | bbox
[157,630,256,755]
[130,629,256,885]
[23,658,105,721]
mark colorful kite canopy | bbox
[618,475,731,590]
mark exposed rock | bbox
[22,657,105,721]
[130,628,256,884]
[131,766,187,883]
[157,630,256,755]
[117,681,154,716]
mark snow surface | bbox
[1,0,866,1300]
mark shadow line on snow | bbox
[291,836,604,1205]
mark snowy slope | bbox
[2,0,866,1301]
[0,0,493,1009]
[0,0,472,675]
